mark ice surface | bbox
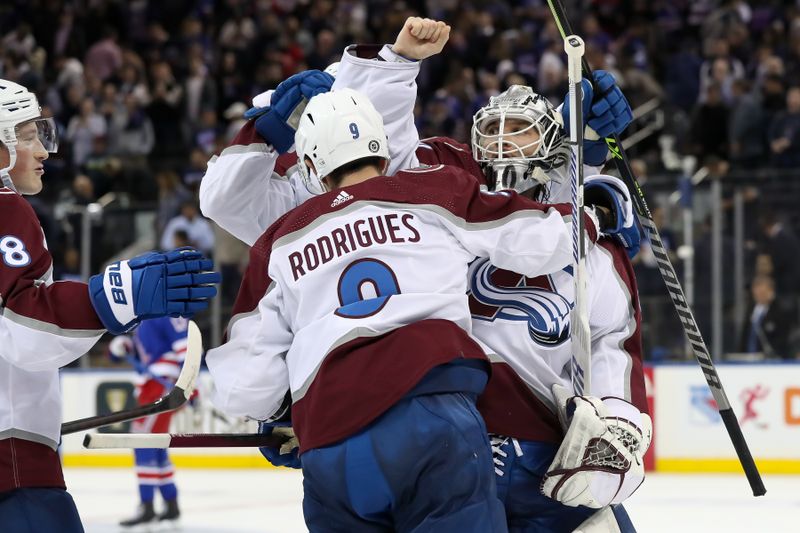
[65,468,799,532]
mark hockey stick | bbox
[83,432,290,449]
[546,0,766,497]
[565,34,591,397]
[61,320,203,435]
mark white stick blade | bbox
[85,433,172,449]
[175,320,202,398]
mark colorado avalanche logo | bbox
[468,258,571,346]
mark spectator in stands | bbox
[160,202,214,254]
[699,39,745,105]
[108,94,155,158]
[739,275,794,358]
[146,61,184,161]
[155,170,192,238]
[690,82,729,160]
[728,79,766,168]
[768,86,800,168]
[65,97,107,167]
[758,212,800,301]
[84,26,123,82]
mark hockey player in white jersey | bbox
[0,80,220,533]
[205,88,628,532]
[198,17,648,531]
[335,30,650,531]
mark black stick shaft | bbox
[547,0,765,497]
[62,387,187,435]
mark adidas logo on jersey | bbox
[331,190,353,207]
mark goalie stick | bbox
[61,320,203,435]
[546,0,766,497]
[565,34,591,397]
[83,432,290,449]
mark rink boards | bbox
[60,364,800,473]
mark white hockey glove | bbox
[541,384,652,509]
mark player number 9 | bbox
[349,122,360,139]
[335,258,400,318]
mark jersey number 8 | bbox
[0,235,31,267]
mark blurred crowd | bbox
[2,0,799,359]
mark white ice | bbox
[65,468,799,532]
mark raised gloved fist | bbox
[541,384,652,509]
[562,70,633,166]
[89,247,221,335]
[257,421,301,469]
[584,174,641,258]
[248,70,334,153]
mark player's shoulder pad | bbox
[0,188,40,229]
[275,152,300,176]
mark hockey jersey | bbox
[206,164,600,452]
[0,188,105,491]
[132,317,189,382]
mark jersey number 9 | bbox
[335,258,400,318]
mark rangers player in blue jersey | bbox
[109,316,192,529]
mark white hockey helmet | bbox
[0,79,58,191]
[471,85,569,195]
[295,88,389,194]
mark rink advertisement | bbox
[61,365,800,472]
[654,363,800,474]
[60,370,266,468]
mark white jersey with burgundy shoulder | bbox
[199,43,485,247]
[471,239,648,442]
[205,164,599,452]
[0,188,105,450]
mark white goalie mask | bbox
[0,79,58,192]
[295,88,390,194]
[471,85,569,195]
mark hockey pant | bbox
[131,379,178,503]
[0,487,84,533]
[301,392,508,533]
[492,438,636,533]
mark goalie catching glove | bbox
[541,384,652,509]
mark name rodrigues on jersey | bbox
[288,212,421,281]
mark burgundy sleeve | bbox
[0,193,103,331]
[601,239,648,414]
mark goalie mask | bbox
[295,88,390,194]
[471,85,569,196]
[0,79,58,192]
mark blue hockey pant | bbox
[301,392,507,533]
[0,487,84,532]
